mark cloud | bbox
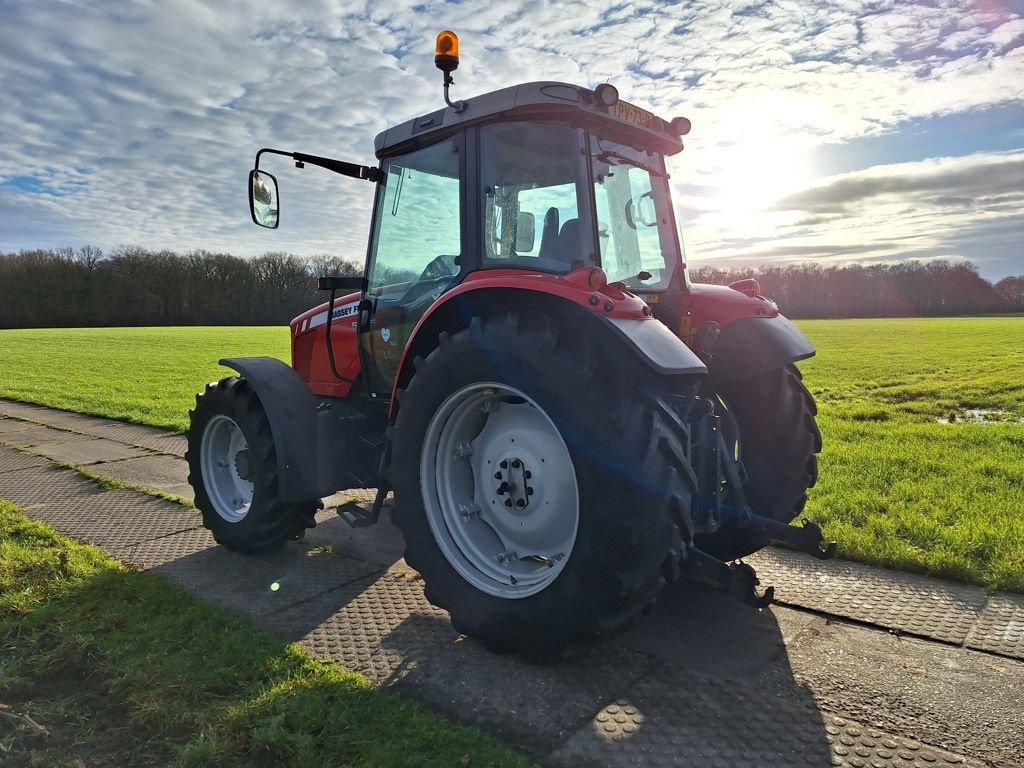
[0,0,1021,278]
[775,151,1024,213]
[684,151,1024,280]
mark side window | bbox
[369,139,461,294]
[480,122,593,273]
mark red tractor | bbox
[187,32,831,655]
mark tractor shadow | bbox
[154,508,834,765]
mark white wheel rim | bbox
[200,414,254,523]
[420,382,580,599]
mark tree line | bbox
[0,245,1021,328]
[689,260,1024,319]
[0,246,362,328]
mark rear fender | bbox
[219,357,319,502]
[389,275,706,421]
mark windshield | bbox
[591,136,678,291]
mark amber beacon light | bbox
[435,30,460,73]
[435,30,466,112]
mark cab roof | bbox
[373,81,684,160]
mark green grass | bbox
[796,318,1024,590]
[0,319,1022,590]
[0,500,532,767]
[0,327,290,432]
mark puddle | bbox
[937,409,1024,424]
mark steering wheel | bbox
[418,254,455,281]
[398,255,456,306]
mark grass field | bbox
[0,500,530,767]
[795,318,1024,591]
[0,318,1022,590]
[0,327,290,431]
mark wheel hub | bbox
[420,382,580,599]
[200,414,254,523]
[493,457,534,512]
[234,449,252,482]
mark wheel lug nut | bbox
[524,470,531,479]
[505,499,513,507]
[527,487,534,495]
[500,460,508,469]
[512,459,521,468]
[516,499,526,508]
[494,471,502,480]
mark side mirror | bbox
[249,169,279,229]
[625,192,658,229]
[515,211,536,253]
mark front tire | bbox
[390,313,696,655]
[696,364,821,561]
[186,377,317,553]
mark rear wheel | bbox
[390,313,696,656]
[186,377,317,553]
[696,364,821,561]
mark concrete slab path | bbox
[1,399,1021,767]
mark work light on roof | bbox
[594,83,619,107]
[671,116,692,136]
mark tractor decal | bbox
[306,301,360,330]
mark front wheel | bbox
[696,364,821,561]
[186,377,317,553]
[390,313,696,656]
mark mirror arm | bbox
[255,148,381,183]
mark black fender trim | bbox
[709,315,815,383]
[603,316,706,375]
[219,357,319,502]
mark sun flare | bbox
[711,135,814,214]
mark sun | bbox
[711,135,814,214]
[698,92,821,219]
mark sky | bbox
[1,0,1023,281]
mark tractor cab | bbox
[360,79,693,392]
[251,32,694,398]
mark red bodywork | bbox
[291,292,363,398]
[675,282,780,354]
[290,268,778,400]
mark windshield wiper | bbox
[596,150,663,177]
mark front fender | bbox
[708,315,815,383]
[219,357,318,502]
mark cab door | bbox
[361,136,464,396]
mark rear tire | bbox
[186,377,317,553]
[390,313,696,656]
[696,364,821,561]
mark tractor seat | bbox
[554,218,586,269]
[538,207,560,260]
